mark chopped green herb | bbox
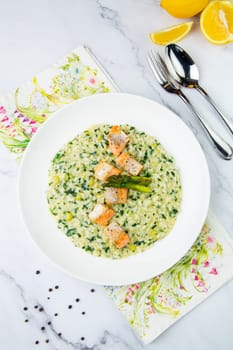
[64,188,77,196]
[52,151,65,163]
[66,228,77,236]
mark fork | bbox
[147,49,233,160]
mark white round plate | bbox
[18,93,210,286]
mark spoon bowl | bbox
[165,44,199,87]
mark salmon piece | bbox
[116,153,143,175]
[104,222,130,248]
[94,162,121,181]
[107,126,129,156]
[115,232,131,249]
[105,188,128,204]
[89,204,115,226]
[104,222,123,241]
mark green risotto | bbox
[47,124,182,259]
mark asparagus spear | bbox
[106,175,152,185]
[104,175,152,193]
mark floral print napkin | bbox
[108,212,233,343]
[0,46,117,157]
[1,46,233,344]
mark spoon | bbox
[165,44,233,136]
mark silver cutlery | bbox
[147,49,233,160]
[165,44,233,136]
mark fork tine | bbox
[149,49,169,84]
[151,50,168,81]
[156,52,171,78]
[147,51,160,81]
[156,52,179,88]
[150,49,180,90]
[147,50,166,85]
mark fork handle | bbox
[178,91,233,160]
[196,85,233,135]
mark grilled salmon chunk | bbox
[105,187,128,204]
[116,153,143,175]
[104,222,130,248]
[89,204,115,226]
[94,161,121,181]
[107,125,129,156]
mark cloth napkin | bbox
[1,46,233,344]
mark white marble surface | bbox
[0,0,233,349]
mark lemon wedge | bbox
[150,21,193,45]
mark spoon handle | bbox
[196,85,233,135]
[177,91,233,160]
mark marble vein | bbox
[95,0,162,101]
